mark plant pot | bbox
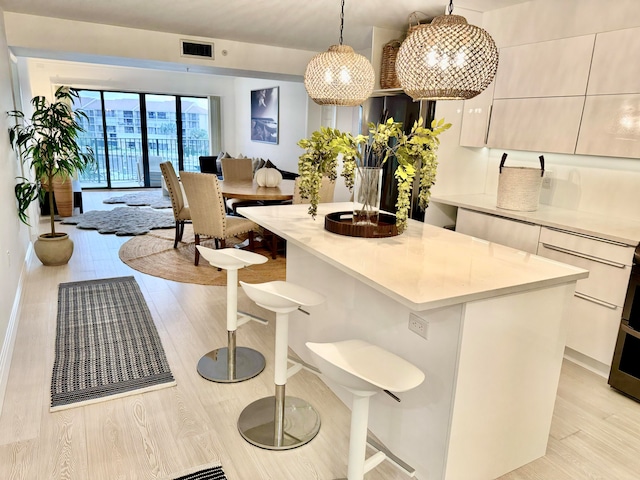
[51,175,74,217]
[34,233,74,266]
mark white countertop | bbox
[432,193,640,246]
[238,202,588,311]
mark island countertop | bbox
[238,202,588,311]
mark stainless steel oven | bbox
[609,245,640,400]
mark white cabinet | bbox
[487,97,585,154]
[575,94,640,158]
[588,26,640,95]
[493,35,594,99]
[459,82,495,148]
[537,227,635,367]
[455,208,540,254]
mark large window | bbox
[73,89,213,189]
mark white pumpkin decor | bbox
[255,167,282,187]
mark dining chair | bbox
[180,171,258,266]
[220,157,260,214]
[262,176,336,259]
[159,161,191,248]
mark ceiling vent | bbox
[180,40,214,59]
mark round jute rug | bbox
[118,225,286,286]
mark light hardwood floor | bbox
[1,190,640,479]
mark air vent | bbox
[180,40,214,59]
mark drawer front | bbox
[537,243,631,307]
[566,294,622,366]
[539,227,635,266]
[456,209,540,254]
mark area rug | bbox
[170,464,227,480]
[61,206,175,235]
[104,191,172,209]
[51,276,176,411]
[119,224,286,286]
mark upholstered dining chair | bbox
[159,161,191,248]
[180,171,258,266]
[220,157,260,214]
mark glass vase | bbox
[353,167,383,225]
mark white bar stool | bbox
[238,280,325,450]
[196,246,268,383]
[306,340,425,480]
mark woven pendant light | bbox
[304,0,374,107]
[396,1,499,101]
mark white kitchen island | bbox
[238,202,588,480]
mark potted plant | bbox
[8,86,94,265]
[297,117,451,234]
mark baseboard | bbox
[563,346,610,379]
[0,242,32,416]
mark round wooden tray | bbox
[324,211,399,238]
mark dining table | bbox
[218,178,295,202]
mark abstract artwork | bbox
[251,86,279,144]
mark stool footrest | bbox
[237,310,268,327]
[367,436,416,477]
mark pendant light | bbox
[304,0,374,107]
[396,0,499,101]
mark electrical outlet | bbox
[408,313,428,339]
[542,170,553,189]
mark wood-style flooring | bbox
[1,190,640,479]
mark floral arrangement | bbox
[297,117,451,233]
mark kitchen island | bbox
[238,202,588,480]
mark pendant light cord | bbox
[339,0,345,45]
[447,0,454,15]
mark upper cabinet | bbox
[587,27,640,95]
[493,35,595,99]
[459,81,494,148]
[485,27,640,159]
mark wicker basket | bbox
[380,40,402,89]
[496,153,545,212]
[407,11,430,34]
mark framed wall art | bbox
[250,86,279,144]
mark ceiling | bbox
[0,0,529,52]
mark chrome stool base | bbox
[197,347,265,383]
[237,395,321,450]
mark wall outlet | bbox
[542,170,553,189]
[408,313,428,339]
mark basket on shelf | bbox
[496,153,545,212]
[407,11,430,34]
[380,40,402,89]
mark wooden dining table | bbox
[218,179,296,201]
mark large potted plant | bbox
[297,117,451,234]
[8,86,94,265]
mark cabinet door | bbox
[576,94,640,158]
[487,97,585,154]
[455,208,540,254]
[588,27,640,95]
[459,82,494,147]
[566,294,622,367]
[494,35,594,99]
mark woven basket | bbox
[496,153,545,212]
[407,11,430,34]
[380,40,402,89]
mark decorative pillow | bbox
[265,159,299,180]
[216,151,231,176]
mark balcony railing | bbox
[78,137,210,188]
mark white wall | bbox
[0,9,31,414]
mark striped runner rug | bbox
[51,276,176,411]
[171,465,227,480]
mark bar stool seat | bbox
[238,280,325,450]
[306,339,425,480]
[196,246,268,383]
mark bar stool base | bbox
[237,396,321,450]
[197,347,265,383]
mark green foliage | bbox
[7,86,95,235]
[297,117,451,233]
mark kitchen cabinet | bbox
[459,82,494,148]
[455,208,540,253]
[537,227,635,366]
[587,26,640,95]
[575,94,640,158]
[493,35,594,99]
[486,97,585,154]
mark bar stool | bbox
[196,246,268,383]
[238,280,325,450]
[306,339,425,480]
